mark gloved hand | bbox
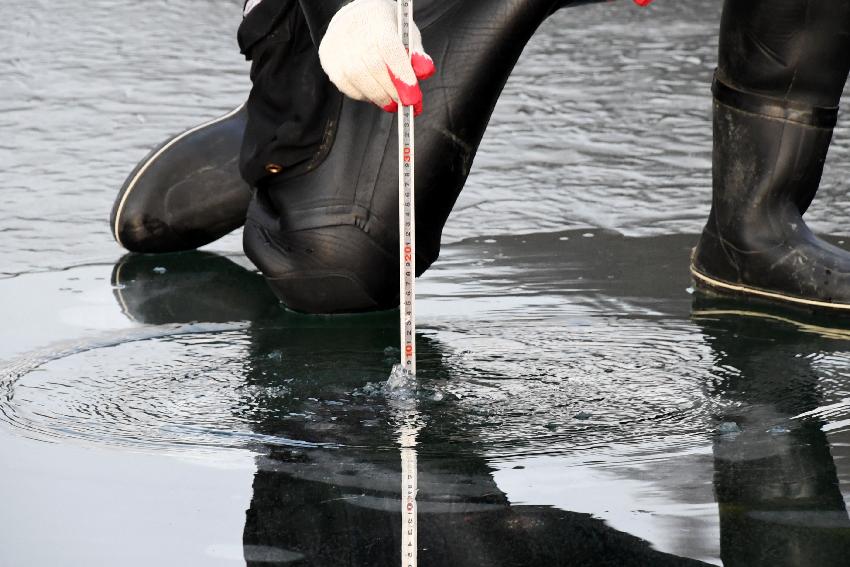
[318,0,436,116]
[633,0,654,5]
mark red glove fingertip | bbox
[382,101,399,113]
[633,0,653,6]
[387,65,424,107]
[411,53,436,81]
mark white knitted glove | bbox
[318,0,436,116]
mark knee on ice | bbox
[244,221,403,314]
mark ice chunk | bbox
[717,421,742,435]
[266,350,283,361]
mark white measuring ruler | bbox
[398,0,416,376]
[397,1,418,567]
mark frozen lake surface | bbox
[4,1,850,565]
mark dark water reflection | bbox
[5,233,850,564]
[694,302,850,567]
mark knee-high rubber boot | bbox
[110,0,321,254]
[690,79,850,309]
[691,0,850,310]
[110,104,252,253]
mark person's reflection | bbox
[111,251,277,324]
[693,296,850,567]
[113,252,710,567]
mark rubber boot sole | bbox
[690,253,850,312]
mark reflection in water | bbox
[5,237,850,564]
[112,252,710,566]
[693,297,850,567]
[4,232,721,462]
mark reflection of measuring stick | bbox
[400,420,419,567]
[398,0,416,376]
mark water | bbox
[4,1,850,566]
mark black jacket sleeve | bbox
[297,0,354,45]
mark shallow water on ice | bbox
[4,1,850,566]
[5,234,850,565]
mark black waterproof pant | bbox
[239,0,606,314]
[717,0,850,111]
[240,0,850,315]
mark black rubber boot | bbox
[110,0,325,254]
[690,78,850,310]
[110,104,252,253]
[691,0,850,311]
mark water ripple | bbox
[0,316,725,466]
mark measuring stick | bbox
[398,0,416,376]
[397,5,418,567]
